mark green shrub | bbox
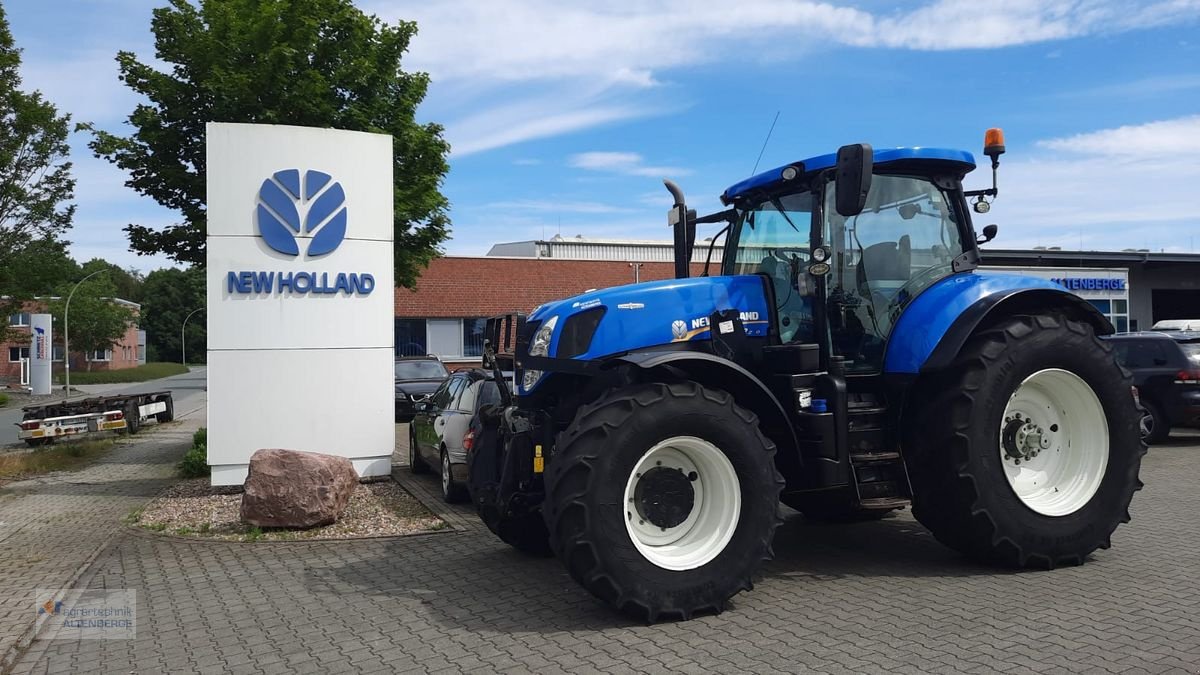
[0,393,8,407]
[178,444,209,478]
[192,427,207,448]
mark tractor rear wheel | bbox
[908,313,1144,568]
[543,381,783,622]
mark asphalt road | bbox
[0,367,208,447]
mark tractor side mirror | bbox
[835,143,873,217]
[977,224,998,245]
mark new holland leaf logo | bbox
[256,169,347,257]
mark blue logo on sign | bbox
[256,169,347,257]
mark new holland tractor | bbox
[467,130,1144,622]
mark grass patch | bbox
[54,362,188,385]
[0,392,8,407]
[0,439,116,481]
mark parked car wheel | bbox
[1140,399,1170,445]
[408,426,428,474]
[441,448,467,503]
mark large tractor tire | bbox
[908,313,1145,569]
[543,382,783,622]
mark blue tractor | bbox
[467,131,1145,621]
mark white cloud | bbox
[1036,115,1200,156]
[982,115,1200,251]
[365,0,1200,155]
[569,151,691,177]
[446,100,657,156]
[481,199,635,214]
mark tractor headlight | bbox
[523,315,558,392]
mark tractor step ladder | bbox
[847,406,913,509]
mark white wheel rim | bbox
[622,436,741,571]
[999,368,1109,517]
[442,453,451,494]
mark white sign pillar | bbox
[206,123,395,486]
[29,313,52,395]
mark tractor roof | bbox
[721,147,976,204]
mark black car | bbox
[394,357,450,422]
[408,369,507,502]
[1105,331,1200,443]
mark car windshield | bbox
[394,361,448,379]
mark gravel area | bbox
[135,478,445,541]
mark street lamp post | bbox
[63,269,107,399]
[181,308,204,367]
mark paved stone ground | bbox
[9,429,1200,674]
[0,401,205,672]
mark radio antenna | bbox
[751,110,781,175]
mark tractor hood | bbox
[527,275,771,361]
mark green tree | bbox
[48,276,136,372]
[0,237,78,342]
[88,0,451,288]
[79,258,144,303]
[139,267,205,363]
[0,2,76,333]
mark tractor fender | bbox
[884,271,1113,374]
[615,350,800,464]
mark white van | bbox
[1151,319,1200,332]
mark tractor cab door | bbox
[726,191,817,345]
[823,174,965,374]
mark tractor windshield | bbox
[825,174,964,372]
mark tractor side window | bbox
[824,174,964,373]
[729,191,815,344]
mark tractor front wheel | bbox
[908,314,1144,568]
[543,382,783,622]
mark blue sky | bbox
[8,0,1200,274]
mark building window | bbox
[8,313,30,327]
[395,317,497,360]
[88,349,111,362]
[463,318,486,357]
[395,318,427,357]
[427,319,463,358]
[8,347,29,362]
[1087,299,1130,334]
[52,345,63,362]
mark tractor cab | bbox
[710,145,993,375]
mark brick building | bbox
[393,256,705,369]
[3,299,145,386]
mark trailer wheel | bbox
[544,381,783,621]
[156,396,174,423]
[124,402,142,435]
[908,313,1144,569]
[25,438,52,448]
